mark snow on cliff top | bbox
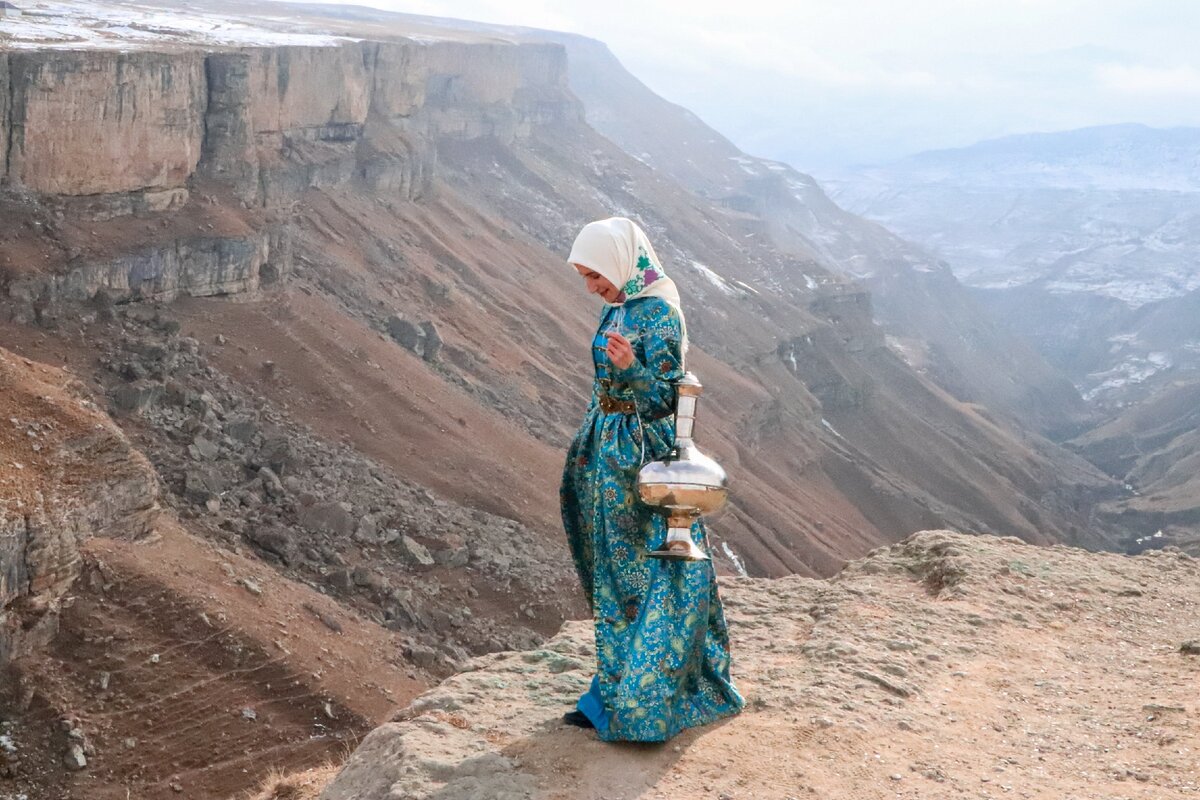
[0,0,483,51]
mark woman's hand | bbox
[605,331,636,370]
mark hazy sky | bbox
[311,1,1200,171]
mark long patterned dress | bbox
[559,295,745,742]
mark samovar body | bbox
[636,372,727,561]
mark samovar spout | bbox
[636,372,728,562]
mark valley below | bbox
[0,3,1197,798]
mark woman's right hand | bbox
[605,331,636,370]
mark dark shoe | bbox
[562,710,595,729]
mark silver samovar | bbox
[637,372,727,561]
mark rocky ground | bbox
[92,303,577,672]
[322,530,1200,800]
[4,296,580,676]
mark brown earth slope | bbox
[1,0,1124,583]
[0,346,426,798]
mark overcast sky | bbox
[313,1,1200,171]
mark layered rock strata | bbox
[1,40,576,205]
[0,36,578,312]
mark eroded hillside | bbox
[0,2,1168,797]
[0,346,426,798]
[0,1,1129,583]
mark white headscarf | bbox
[567,217,690,364]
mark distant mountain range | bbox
[851,123,1200,192]
[825,123,1200,403]
[825,123,1200,552]
[825,124,1200,307]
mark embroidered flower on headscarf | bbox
[621,247,662,297]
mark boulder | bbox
[182,469,222,505]
[432,536,470,568]
[245,527,297,565]
[397,535,435,567]
[352,566,388,592]
[324,568,354,592]
[258,466,286,501]
[353,513,380,543]
[188,435,219,460]
[258,432,294,474]
[387,315,423,352]
[224,415,259,444]
[110,382,162,415]
[299,502,356,537]
[63,743,87,771]
[419,321,442,362]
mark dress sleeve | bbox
[610,302,684,420]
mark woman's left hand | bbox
[605,331,636,369]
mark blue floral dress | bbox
[560,296,745,742]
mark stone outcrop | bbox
[0,347,160,666]
[6,230,286,307]
[322,531,1200,799]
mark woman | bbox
[559,216,744,742]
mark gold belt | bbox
[598,393,637,414]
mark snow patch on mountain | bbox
[0,0,369,49]
[690,260,744,297]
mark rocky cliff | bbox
[2,39,573,201]
[0,345,159,665]
[1,16,577,310]
[321,530,1200,799]
[0,345,434,798]
[1,0,1129,583]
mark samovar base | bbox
[646,539,710,562]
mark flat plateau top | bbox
[0,0,522,51]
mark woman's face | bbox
[573,264,622,303]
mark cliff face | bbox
[1,1,1128,585]
[6,51,207,195]
[0,346,159,666]
[1,39,574,204]
[0,35,577,308]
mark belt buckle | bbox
[599,394,631,414]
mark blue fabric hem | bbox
[576,675,610,734]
